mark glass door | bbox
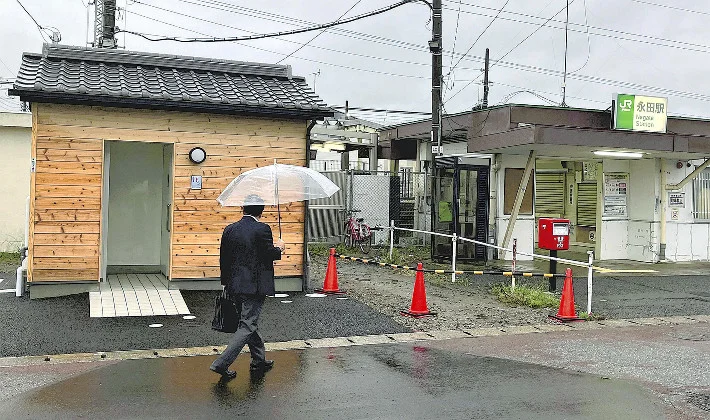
[432,168,455,259]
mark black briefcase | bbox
[211,291,239,333]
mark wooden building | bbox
[10,44,333,298]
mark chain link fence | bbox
[307,169,431,247]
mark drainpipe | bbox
[659,160,667,261]
[16,196,30,297]
[304,119,318,291]
[489,154,500,261]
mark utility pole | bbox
[428,0,443,234]
[430,0,442,156]
[561,0,569,107]
[482,48,490,108]
[93,0,117,48]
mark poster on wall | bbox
[603,173,629,217]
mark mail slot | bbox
[538,218,570,250]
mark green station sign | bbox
[613,94,668,133]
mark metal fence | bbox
[307,169,430,246]
[692,168,710,219]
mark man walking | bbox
[210,194,285,379]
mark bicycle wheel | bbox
[359,226,372,254]
[344,225,354,249]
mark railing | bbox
[382,220,596,315]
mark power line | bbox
[445,0,574,104]
[332,105,431,115]
[0,57,14,76]
[124,2,710,110]
[629,0,710,16]
[448,0,463,73]
[15,0,60,43]
[275,0,362,64]
[446,0,510,76]
[445,1,710,55]
[119,0,425,43]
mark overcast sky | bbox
[2,0,710,125]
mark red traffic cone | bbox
[400,263,437,318]
[316,248,345,295]
[549,268,583,322]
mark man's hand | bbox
[274,238,286,252]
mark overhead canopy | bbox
[467,105,710,160]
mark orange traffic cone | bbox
[549,268,583,322]
[316,248,345,295]
[400,263,437,318]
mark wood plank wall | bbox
[31,103,307,282]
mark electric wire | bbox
[123,1,710,110]
[15,0,50,42]
[446,0,510,76]
[275,0,362,64]
[569,0,590,74]
[119,0,423,42]
[126,6,710,108]
[445,0,574,104]
[629,0,710,16]
[444,1,710,55]
[447,0,463,90]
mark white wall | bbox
[107,142,165,266]
[0,113,31,252]
[496,154,535,260]
[664,158,710,261]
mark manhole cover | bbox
[688,392,710,412]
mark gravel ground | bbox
[308,257,554,332]
[307,251,710,331]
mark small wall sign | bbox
[190,175,202,190]
[668,192,685,208]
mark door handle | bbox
[166,204,171,232]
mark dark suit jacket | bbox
[220,216,282,296]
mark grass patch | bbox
[0,252,21,272]
[579,311,606,321]
[491,283,560,309]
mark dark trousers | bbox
[211,294,266,371]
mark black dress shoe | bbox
[250,360,274,372]
[210,366,237,379]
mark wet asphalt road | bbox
[0,343,666,420]
[0,289,409,358]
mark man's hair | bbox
[244,204,265,217]
[243,194,265,217]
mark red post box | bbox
[538,218,570,250]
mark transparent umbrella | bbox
[217,162,340,236]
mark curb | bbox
[1,314,707,367]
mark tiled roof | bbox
[10,44,334,119]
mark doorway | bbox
[431,157,489,261]
[101,141,173,279]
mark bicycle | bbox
[343,210,373,254]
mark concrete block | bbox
[659,316,698,325]
[426,330,471,340]
[500,325,540,334]
[386,332,432,342]
[534,324,573,332]
[305,337,355,348]
[267,340,309,351]
[565,321,604,330]
[462,327,505,337]
[596,319,638,328]
[347,334,395,345]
